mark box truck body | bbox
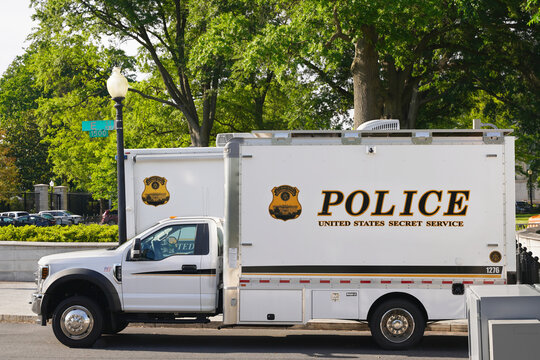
[223,129,515,347]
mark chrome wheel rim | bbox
[380,308,415,343]
[60,305,94,340]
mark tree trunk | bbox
[383,57,403,120]
[188,121,202,147]
[254,98,264,130]
[199,72,220,147]
[351,25,381,129]
[405,83,420,129]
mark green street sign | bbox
[82,120,115,132]
[89,129,109,138]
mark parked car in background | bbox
[100,209,118,225]
[36,213,58,226]
[38,210,82,225]
[17,215,54,227]
[516,201,534,214]
[0,211,29,219]
[61,210,83,224]
[0,216,20,227]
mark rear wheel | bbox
[369,298,425,350]
[52,296,103,348]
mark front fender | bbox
[41,268,121,325]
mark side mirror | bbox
[131,238,141,260]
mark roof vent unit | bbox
[357,119,400,131]
[215,133,254,147]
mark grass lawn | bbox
[516,213,540,224]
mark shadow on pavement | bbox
[94,331,468,359]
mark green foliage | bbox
[0,130,20,199]
[0,224,118,242]
[0,52,52,190]
[20,35,133,199]
[526,0,540,23]
[125,82,192,148]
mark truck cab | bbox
[32,217,222,347]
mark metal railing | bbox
[516,242,540,284]
[0,192,38,213]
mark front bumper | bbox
[30,293,42,316]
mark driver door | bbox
[122,222,209,312]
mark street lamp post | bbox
[49,180,54,210]
[107,67,129,245]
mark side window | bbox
[139,223,209,261]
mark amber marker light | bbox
[41,266,49,280]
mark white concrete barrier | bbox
[0,241,118,281]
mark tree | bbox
[24,33,197,199]
[0,130,19,200]
[0,52,52,190]
[415,0,539,179]
[457,0,539,135]
[26,34,134,199]
[246,0,536,133]
[32,0,273,146]
[257,0,462,128]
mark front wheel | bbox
[52,296,103,348]
[369,298,425,350]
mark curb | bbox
[127,322,468,333]
[0,315,37,324]
[0,315,468,333]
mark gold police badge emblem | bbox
[269,185,302,221]
[142,176,170,207]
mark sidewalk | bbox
[0,282,36,323]
[0,282,468,333]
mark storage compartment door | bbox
[240,290,303,322]
[312,290,359,319]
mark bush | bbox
[0,224,118,242]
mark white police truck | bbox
[32,126,516,349]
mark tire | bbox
[52,296,103,348]
[369,298,425,350]
[107,220,116,226]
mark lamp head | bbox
[107,67,129,99]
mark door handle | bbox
[182,264,198,273]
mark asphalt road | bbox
[0,323,468,360]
